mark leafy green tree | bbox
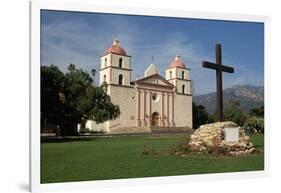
[41,65,65,130]
[192,102,209,129]
[207,114,215,123]
[41,64,120,135]
[244,116,264,133]
[249,106,264,117]
[223,100,247,126]
[244,106,264,133]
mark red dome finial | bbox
[105,37,127,56]
[169,54,186,68]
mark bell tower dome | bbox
[165,55,192,95]
[99,38,132,86]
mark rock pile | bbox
[188,121,255,156]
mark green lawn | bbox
[41,134,264,183]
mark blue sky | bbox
[41,10,264,95]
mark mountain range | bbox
[193,85,264,114]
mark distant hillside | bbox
[194,85,264,113]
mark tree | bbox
[223,100,246,126]
[41,64,120,136]
[91,68,96,78]
[249,106,264,117]
[207,114,215,123]
[41,65,65,130]
[244,116,264,133]
[192,102,209,129]
[244,106,264,133]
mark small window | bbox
[169,71,172,79]
[182,85,185,94]
[182,71,185,79]
[152,93,158,101]
[104,58,107,67]
[118,74,123,85]
[103,74,106,82]
[119,58,123,68]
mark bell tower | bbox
[165,55,191,95]
[99,38,132,86]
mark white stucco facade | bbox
[86,39,193,133]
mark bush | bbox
[224,100,247,126]
[243,117,264,133]
[250,106,264,117]
[192,103,210,129]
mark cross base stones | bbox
[188,121,255,156]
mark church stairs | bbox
[108,126,193,135]
[150,127,193,134]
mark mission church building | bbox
[86,38,193,133]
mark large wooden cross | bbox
[202,44,234,121]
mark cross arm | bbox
[202,61,234,73]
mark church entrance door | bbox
[151,112,160,127]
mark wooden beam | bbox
[203,61,234,73]
[202,44,235,121]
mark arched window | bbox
[182,85,185,94]
[104,58,107,67]
[182,71,185,79]
[103,74,106,82]
[169,71,172,79]
[119,58,123,68]
[118,74,123,85]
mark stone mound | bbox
[188,121,255,156]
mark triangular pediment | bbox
[134,74,174,88]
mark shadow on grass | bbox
[41,136,97,144]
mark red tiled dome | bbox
[105,39,127,55]
[169,55,186,68]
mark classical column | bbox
[136,89,141,127]
[148,91,152,127]
[166,93,170,127]
[161,93,165,127]
[143,91,147,126]
[171,94,175,127]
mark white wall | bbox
[174,94,193,128]
[85,120,107,132]
[111,54,131,69]
[100,54,131,69]
[165,68,176,79]
[111,68,132,85]
[165,68,190,80]
[100,53,132,85]
[166,69,191,95]
[176,68,190,80]
[107,85,136,129]
[176,80,191,95]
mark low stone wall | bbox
[188,121,255,156]
[108,127,151,134]
[108,126,193,134]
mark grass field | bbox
[41,134,264,183]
